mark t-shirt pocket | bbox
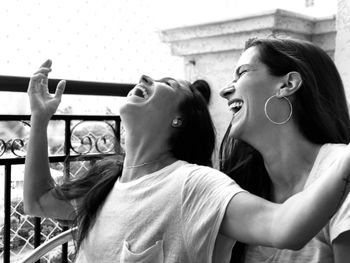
[120,240,164,263]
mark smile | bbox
[228,99,244,115]
[129,85,149,99]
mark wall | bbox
[335,0,350,102]
[0,0,183,115]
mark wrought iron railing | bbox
[0,75,133,263]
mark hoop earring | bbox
[264,95,293,125]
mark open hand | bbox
[27,59,66,122]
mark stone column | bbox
[335,0,350,102]
[160,9,335,165]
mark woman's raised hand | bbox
[27,59,66,122]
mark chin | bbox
[119,103,128,119]
[119,103,137,124]
[228,112,247,138]
[120,100,139,115]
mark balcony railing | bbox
[0,75,133,262]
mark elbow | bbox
[270,212,312,251]
[276,242,305,251]
[273,237,308,251]
[23,200,41,217]
[23,202,34,216]
[271,225,309,250]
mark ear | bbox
[276,71,302,98]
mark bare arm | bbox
[24,60,74,220]
[221,146,350,249]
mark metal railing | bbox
[0,75,133,262]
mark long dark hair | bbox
[219,38,350,262]
[55,79,215,252]
[54,156,124,251]
[169,79,215,166]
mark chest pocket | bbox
[120,240,164,263]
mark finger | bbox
[54,80,66,100]
[30,73,48,83]
[28,73,49,92]
[40,59,52,69]
[34,67,52,75]
[41,77,49,88]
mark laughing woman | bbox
[24,59,350,263]
[219,38,350,263]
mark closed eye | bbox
[238,70,248,77]
[233,64,252,82]
[238,69,248,77]
[157,77,177,89]
[231,70,248,83]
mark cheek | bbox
[242,87,270,120]
[156,98,180,118]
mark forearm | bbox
[24,115,55,214]
[272,158,350,249]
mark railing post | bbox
[62,118,71,263]
[115,119,121,151]
[34,217,41,263]
[4,164,11,263]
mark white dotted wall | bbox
[0,0,186,114]
[0,0,336,114]
[0,0,186,81]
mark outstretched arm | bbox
[221,145,350,249]
[24,60,74,220]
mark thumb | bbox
[54,80,66,100]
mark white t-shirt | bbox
[244,143,350,263]
[75,160,245,263]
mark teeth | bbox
[229,101,243,110]
[138,86,149,99]
[132,85,149,99]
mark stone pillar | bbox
[335,0,350,102]
[160,9,335,165]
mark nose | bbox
[219,82,235,99]
[139,75,153,85]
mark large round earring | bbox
[264,95,293,125]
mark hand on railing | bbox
[27,59,66,123]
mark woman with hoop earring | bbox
[220,38,350,263]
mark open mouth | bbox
[229,99,244,115]
[130,85,149,99]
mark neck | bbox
[124,155,170,169]
[246,125,322,202]
[120,130,176,183]
[121,153,176,183]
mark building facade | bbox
[160,1,349,163]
